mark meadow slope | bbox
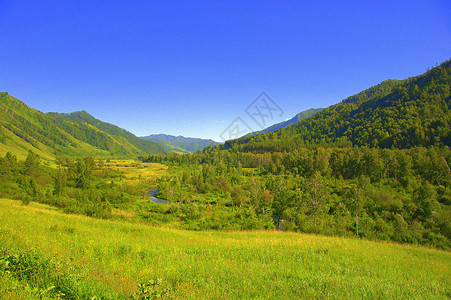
[0,199,449,299]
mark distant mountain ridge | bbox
[141,134,219,153]
[245,107,324,137]
[0,93,166,159]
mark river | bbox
[146,188,169,204]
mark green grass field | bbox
[0,198,449,299]
[103,160,168,180]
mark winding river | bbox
[146,188,169,204]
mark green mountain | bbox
[49,111,167,155]
[141,134,219,153]
[246,107,324,137]
[224,60,451,152]
[0,93,166,159]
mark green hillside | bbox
[224,60,450,152]
[0,93,166,159]
[49,111,167,155]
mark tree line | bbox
[141,145,450,249]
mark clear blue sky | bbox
[1,1,450,142]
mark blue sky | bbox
[1,1,450,141]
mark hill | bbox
[49,111,167,156]
[246,107,324,137]
[0,93,166,159]
[224,60,451,152]
[1,198,449,299]
[141,134,219,153]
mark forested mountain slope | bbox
[225,60,450,152]
[49,111,167,155]
[0,93,166,159]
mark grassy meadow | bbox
[102,159,168,184]
[0,198,449,299]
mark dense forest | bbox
[142,145,450,249]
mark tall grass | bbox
[0,198,449,299]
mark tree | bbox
[75,156,95,189]
[0,152,17,180]
[304,171,329,226]
[267,175,297,229]
[345,176,368,237]
[53,165,66,196]
[24,150,41,177]
[246,177,265,214]
[231,185,246,207]
[414,181,439,222]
